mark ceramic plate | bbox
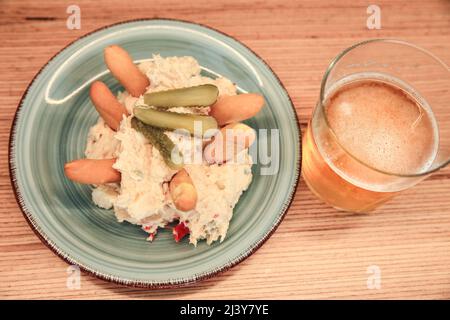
[9,19,300,287]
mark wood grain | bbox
[0,0,449,299]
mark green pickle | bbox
[143,84,219,108]
[131,117,183,170]
[134,107,218,136]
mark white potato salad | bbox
[64,45,264,245]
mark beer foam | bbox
[325,79,438,175]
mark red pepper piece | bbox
[173,222,189,242]
[147,232,156,242]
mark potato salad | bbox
[64,45,264,245]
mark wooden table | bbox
[1,0,449,300]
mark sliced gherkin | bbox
[134,107,218,136]
[131,117,183,170]
[143,84,219,108]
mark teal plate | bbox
[9,19,301,288]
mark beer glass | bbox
[302,39,449,212]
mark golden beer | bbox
[302,78,439,212]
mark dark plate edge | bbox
[8,18,302,289]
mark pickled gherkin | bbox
[134,107,218,136]
[143,84,219,108]
[131,117,183,170]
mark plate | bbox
[9,19,301,287]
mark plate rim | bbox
[8,18,302,289]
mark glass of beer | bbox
[302,39,449,212]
